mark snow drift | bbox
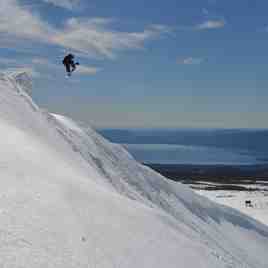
[0,71,267,268]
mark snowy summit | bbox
[0,71,267,268]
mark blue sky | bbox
[1,0,268,128]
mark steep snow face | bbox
[52,114,268,268]
[0,72,268,268]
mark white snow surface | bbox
[0,71,268,268]
[197,190,268,226]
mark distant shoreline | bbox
[145,163,268,187]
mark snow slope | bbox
[197,189,268,226]
[0,71,268,268]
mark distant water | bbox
[123,144,258,165]
[98,128,268,165]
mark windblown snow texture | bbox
[0,71,267,268]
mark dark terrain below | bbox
[146,164,268,191]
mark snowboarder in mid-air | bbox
[62,54,79,77]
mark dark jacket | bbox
[62,54,74,66]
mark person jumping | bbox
[62,54,79,76]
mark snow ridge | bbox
[11,71,33,97]
[0,71,267,268]
[2,70,33,96]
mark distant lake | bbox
[98,128,268,165]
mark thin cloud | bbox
[32,58,51,65]
[202,8,209,15]
[53,18,171,58]
[0,57,18,65]
[0,0,54,41]
[75,65,102,75]
[196,20,225,30]
[177,57,204,65]
[42,0,80,10]
[0,1,171,59]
